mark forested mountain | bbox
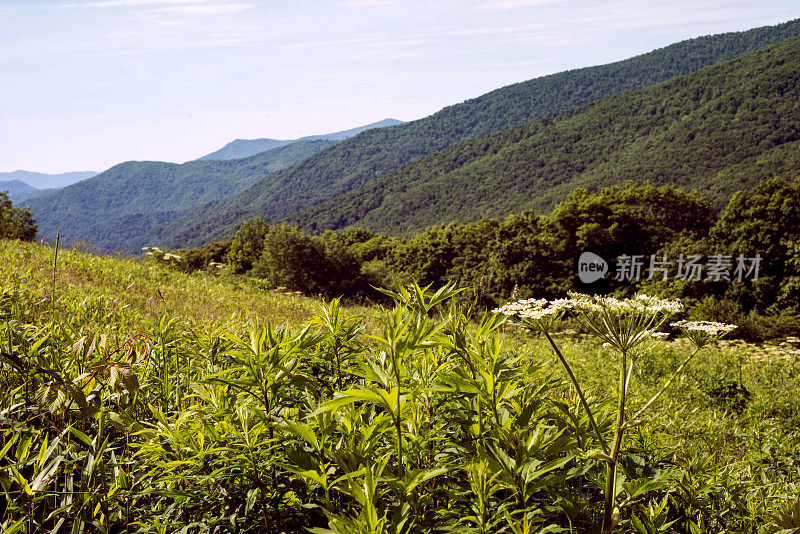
[199,118,403,160]
[27,139,336,252]
[0,170,97,189]
[0,180,38,202]
[143,18,800,248]
[0,180,59,203]
[289,36,800,234]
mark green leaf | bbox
[0,433,18,462]
[283,420,320,451]
[10,466,32,496]
[402,466,450,495]
[67,426,94,449]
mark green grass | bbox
[0,239,376,332]
[1,239,798,533]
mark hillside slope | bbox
[27,139,336,252]
[199,118,403,160]
[1,180,38,202]
[289,36,800,235]
[147,18,800,248]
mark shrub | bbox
[0,191,37,241]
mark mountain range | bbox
[140,17,800,250]
[24,119,402,252]
[20,17,800,253]
[289,34,800,235]
[0,170,97,190]
[199,118,403,160]
[0,180,39,203]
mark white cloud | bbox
[343,0,401,8]
[187,31,279,48]
[156,3,252,15]
[440,23,551,37]
[483,58,550,69]
[77,0,252,15]
[475,0,566,10]
[277,36,379,50]
[505,30,593,47]
[82,0,213,7]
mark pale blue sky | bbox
[2,0,799,173]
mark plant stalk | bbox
[627,346,702,427]
[602,349,628,534]
[544,331,609,454]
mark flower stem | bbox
[543,331,609,455]
[602,349,628,534]
[626,346,702,427]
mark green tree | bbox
[0,191,37,241]
[712,176,800,309]
[227,218,270,274]
[252,223,328,293]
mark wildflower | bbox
[648,331,669,340]
[670,320,737,348]
[493,297,572,333]
[567,292,682,352]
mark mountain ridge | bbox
[288,35,800,235]
[0,170,97,190]
[144,17,800,249]
[199,118,403,160]
[26,139,338,252]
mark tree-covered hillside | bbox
[146,18,800,248]
[288,35,800,235]
[0,180,38,202]
[27,139,336,252]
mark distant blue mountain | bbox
[199,118,403,161]
[1,179,37,196]
[0,170,98,190]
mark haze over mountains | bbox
[0,180,39,203]
[0,170,98,203]
[19,18,800,254]
[24,120,402,251]
[199,119,404,161]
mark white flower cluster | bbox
[142,246,164,256]
[567,292,683,316]
[670,320,737,336]
[492,298,572,320]
[493,293,682,322]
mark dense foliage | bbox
[0,191,37,241]
[26,139,337,253]
[0,242,798,533]
[177,180,799,342]
[138,19,800,249]
[290,35,800,235]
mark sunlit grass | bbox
[0,239,377,333]
[1,239,798,533]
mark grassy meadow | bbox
[1,239,798,533]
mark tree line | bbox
[172,179,800,341]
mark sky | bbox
[2,0,800,174]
